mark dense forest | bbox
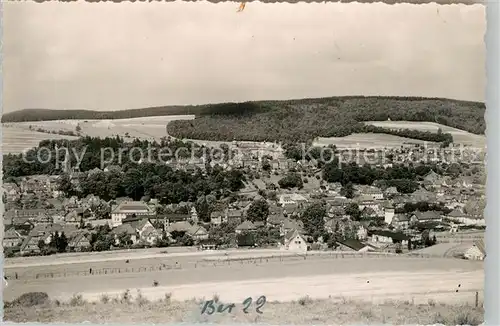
[167,97,484,143]
[3,97,484,144]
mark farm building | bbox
[464,240,486,261]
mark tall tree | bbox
[246,199,270,223]
[301,201,327,240]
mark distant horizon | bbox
[3,94,486,116]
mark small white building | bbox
[384,208,395,225]
[464,240,486,261]
[281,229,308,252]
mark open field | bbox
[364,121,486,148]
[313,133,434,149]
[2,126,79,154]
[2,115,196,154]
[3,248,484,307]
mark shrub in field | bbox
[135,290,150,307]
[121,289,132,304]
[297,295,313,306]
[100,294,110,304]
[11,292,50,307]
[69,293,85,306]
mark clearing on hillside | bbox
[364,121,486,148]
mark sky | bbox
[3,1,486,113]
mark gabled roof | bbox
[393,214,410,222]
[337,239,373,251]
[236,220,256,231]
[284,229,306,243]
[448,208,466,218]
[282,218,304,231]
[411,211,441,221]
[167,221,192,233]
[473,239,486,256]
[187,225,208,236]
[423,170,441,183]
[111,223,136,236]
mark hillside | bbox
[168,97,485,143]
[3,96,485,143]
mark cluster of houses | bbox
[2,159,486,260]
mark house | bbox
[46,198,64,210]
[111,223,138,245]
[210,211,225,225]
[357,195,379,210]
[235,220,257,234]
[110,201,154,227]
[19,235,43,255]
[369,230,410,246]
[187,225,209,241]
[3,226,24,248]
[281,229,308,252]
[360,187,384,200]
[410,211,443,224]
[162,214,190,226]
[391,214,410,229]
[464,240,486,261]
[384,208,395,224]
[267,208,286,227]
[446,209,486,227]
[125,218,162,245]
[409,188,437,203]
[384,187,399,198]
[65,208,91,227]
[336,239,377,252]
[278,194,308,206]
[68,232,91,252]
[166,221,192,234]
[283,203,300,216]
[226,208,244,224]
[328,205,346,219]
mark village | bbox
[2,138,487,263]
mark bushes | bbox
[10,292,50,307]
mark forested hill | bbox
[2,96,485,139]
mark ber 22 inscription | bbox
[201,296,267,315]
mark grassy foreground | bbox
[4,291,484,325]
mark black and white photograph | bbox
[2,0,487,324]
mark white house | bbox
[446,209,485,227]
[278,194,308,206]
[384,208,395,225]
[464,240,486,261]
[281,229,308,252]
